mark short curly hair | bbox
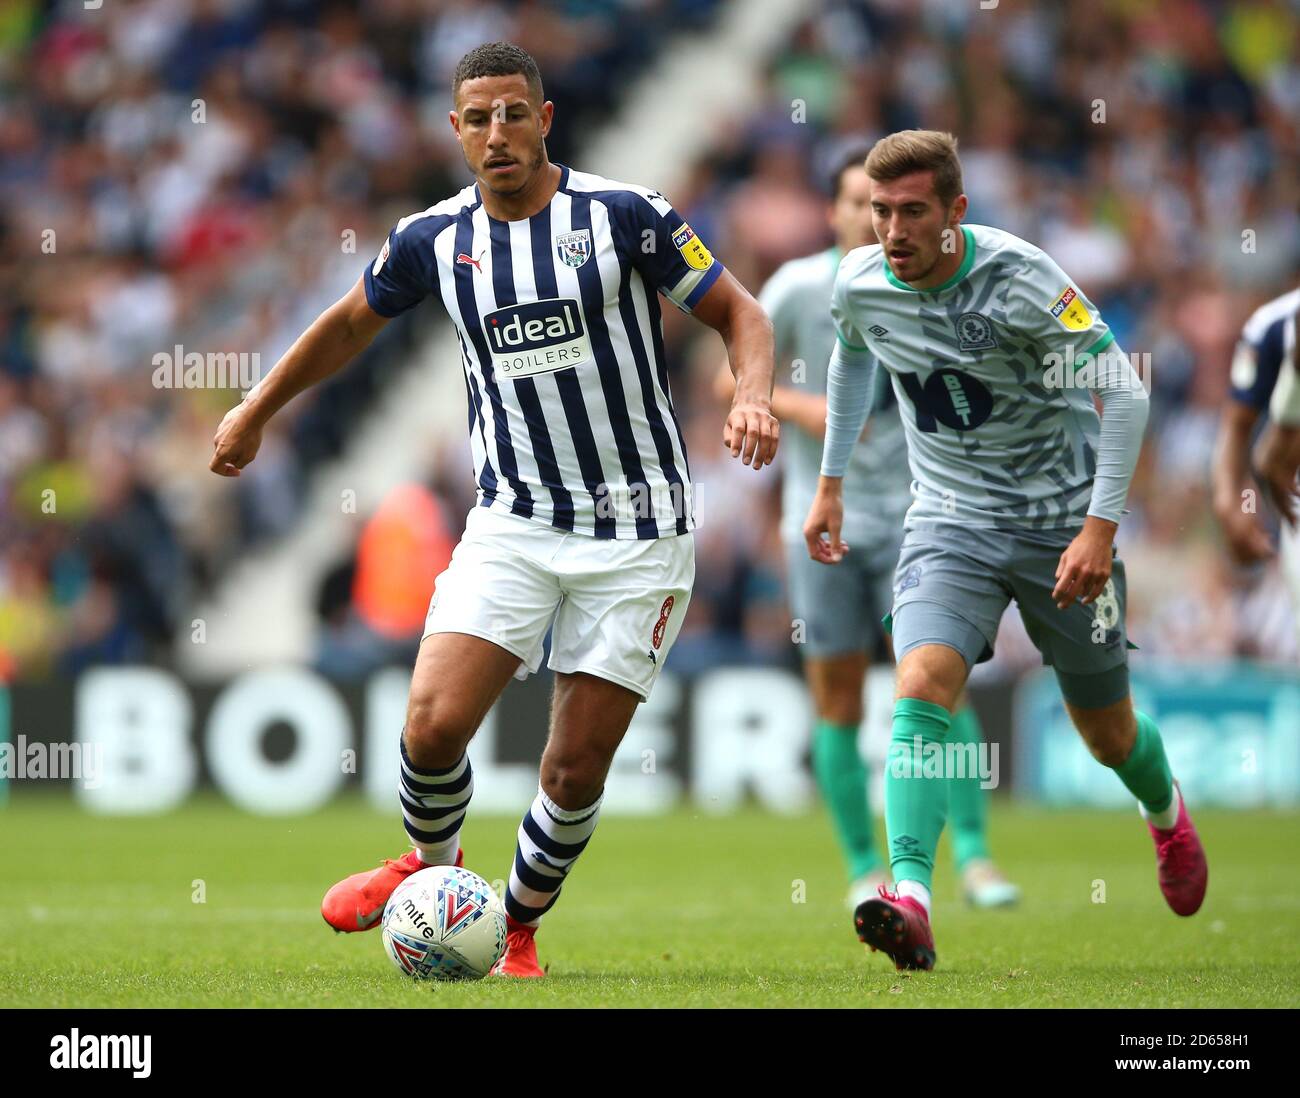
[452,42,544,104]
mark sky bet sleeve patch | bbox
[1049,285,1092,331]
[672,223,714,272]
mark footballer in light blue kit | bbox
[757,148,1018,911]
[804,131,1207,971]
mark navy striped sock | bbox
[505,787,603,926]
[398,735,473,866]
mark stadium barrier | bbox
[1015,664,1300,808]
[3,663,1296,813]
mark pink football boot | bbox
[1148,783,1207,916]
[853,884,937,971]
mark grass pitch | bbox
[1,793,1296,1008]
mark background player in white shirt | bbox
[209,42,778,978]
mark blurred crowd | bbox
[661,0,1300,675]
[0,0,717,678]
[2,0,1298,682]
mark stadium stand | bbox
[2,0,1297,682]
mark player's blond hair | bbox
[865,130,964,207]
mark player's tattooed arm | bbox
[210,278,389,477]
[693,270,780,470]
[1213,401,1276,560]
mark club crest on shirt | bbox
[555,229,592,268]
[956,311,996,351]
[1050,285,1092,331]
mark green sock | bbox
[1112,710,1175,815]
[946,705,991,870]
[811,720,882,880]
[884,698,952,891]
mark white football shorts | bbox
[424,507,694,700]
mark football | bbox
[380,866,507,982]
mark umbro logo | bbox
[868,324,889,339]
[532,851,570,875]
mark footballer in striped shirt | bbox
[211,41,778,977]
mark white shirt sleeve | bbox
[820,263,878,477]
[1088,343,1149,524]
[1268,313,1300,425]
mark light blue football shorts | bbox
[784,536,900,659]
[886,523,1134,709]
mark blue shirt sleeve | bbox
[614,192,724,313]
[1228,316,1284,411]
[363,219,440,318]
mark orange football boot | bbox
[490,916,545,978]
[321,848,463,933]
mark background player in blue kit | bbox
[210,42,779,978]
[1213,287,1300,641]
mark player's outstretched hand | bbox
[210,403,264,477]
[724,397,779,469]
[1052,516,1116,609]
[1252,421,1300,528]
[804,486,848,564]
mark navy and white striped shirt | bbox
[1229,286,1299,414]
[364,165,723,539]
